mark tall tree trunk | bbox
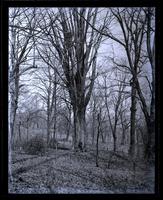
[10,100,17,149]
[47,106,50,146]
[121,129,125,145]
[113,133,117,152]
[73,106,86,151]
[73,107,77,150]
[53,116,57,148]
[96,111,101,167]
[145,18,155,159]
[112,113,118,152]
[66,109,71,141]
[10,63,19,149]
[52,74,57,147]
[120,112,126,145]
[149,32,155,158]
[129,81,137,157]
[135,76,155,160]
[150,64,155,155]
[77,109,86,150]
[145,117,155,160]
[91,99,96,145]
[92,118,95,145]
[18,121,21,143]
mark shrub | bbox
[22,136,46,155]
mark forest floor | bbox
[8,147,155,194]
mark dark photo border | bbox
[0,0,161,199]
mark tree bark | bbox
[52,73,57,147]
[129,80,137,157]
[134,75,155,160]
[96,111,101,167]
[47,99,50,146]
[65,105,72,141]
[73,106,86,151]
[18,121,21,143]
[145,8,155,159]
[92,103,96,145]
[113,134,117,152]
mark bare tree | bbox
[33,61,60,146]
[108,8,147,157]
[102,69,127,152]
[112,8,154,160]
[120,108,130,145]
[38,8,104,151]
[140,8,155,159]
[96,108,102,167]
[89,92,98,145]
[8,8,40,181]
[9,8,38,145]
[89,8,154,159]
[112,8,155,159]
[61,89,72,141]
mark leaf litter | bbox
[8,148,155,194]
